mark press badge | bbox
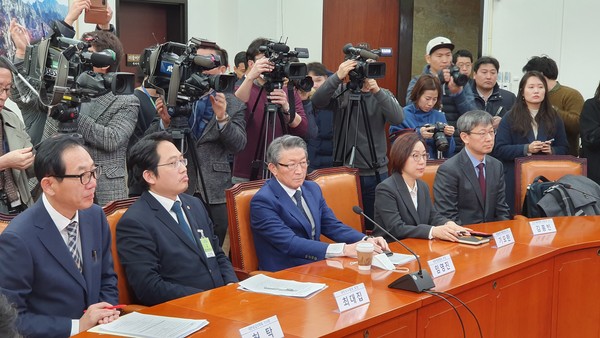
[197,229,215,258]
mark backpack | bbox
[522,176,577,218]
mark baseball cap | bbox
[426,37,455,55]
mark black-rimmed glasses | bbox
[277,161,310,171]
[51,166,101,185]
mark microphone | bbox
[352,206,435,293]
[342,44,380,61]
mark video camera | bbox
[19,20,134,132]
[424,122,449,151]
[343,43,391,89]
[258,40,309,92]
[139,38,236,120]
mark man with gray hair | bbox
[250,135,388,271]
[433,110,510,225]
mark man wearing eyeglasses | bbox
[116,132,237,306]
[250,135,389,272]
[433,110,510,225]
[0,61,35,214]
[0,134,120,337]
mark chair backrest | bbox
[514,155,587,214]
[423,159,445,202]
[226,180,266,280]
[306,167,364,239]
[103,197,138,305]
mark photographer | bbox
[390,74,455,159]
[233,37,308,182]
[311,54,403,226]
[42,30,139,206]
[407,37,475,157]
[148,42,247,247]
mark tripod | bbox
[333,85,382,183]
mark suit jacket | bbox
[434,149,510,225]
[250,178,365,272]
[116,192,237,306]
[374,173,449,241]
[0,199,118,338]
[44,92,140,206]
[493,112,569,214]
[1,108,35,208]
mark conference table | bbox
[77,216,600,337]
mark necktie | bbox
[172,201,196,243]
[294,190,315,239]
[66,221,82,273]
[477,163,486,203]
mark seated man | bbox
[433,110,510,225]
[0,134,119,337]
[116,132,237,306]
[250,135,388,272]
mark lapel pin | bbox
[186,205,191,210]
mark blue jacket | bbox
[389,103,455,159]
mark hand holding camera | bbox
[438,65,469,94]
[336,59,358,80]
[423,122,450,151]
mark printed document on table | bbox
[238,273,327,298]
[87,311,209,338]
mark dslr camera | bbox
[258,40,309,92]
[342,43,391,89]
[425,122,449,151]
[438,65,469,87]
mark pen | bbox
[83,304,127,313]
[264,286,297,292]
[494,106,503,116]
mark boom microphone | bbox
[352,206,435,293]
[342,44,380,61]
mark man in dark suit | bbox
[250,135,389,272]
[116,132,237,306]
[434,110,511,225]
[0,135,119,338]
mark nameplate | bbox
[427,254,456,278]
[333,283,370,312]
[493,228,515,248]
[239,315,284,338]
[529,219,557,235]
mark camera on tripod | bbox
[437,65,469,87]
[342,43,392,89]
[424,122,449,151]
[19,20,134,132]
[258,40,309,92]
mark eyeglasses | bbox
[277,161,310,171]
[157,158,188,169]
[411,153,429,162]
[51,166,101,185]
[0,87,11,96]
[456,63,472,69]
[469,130,496,138]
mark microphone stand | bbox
[352,206,435,293]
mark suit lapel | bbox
[179,197,208,265]
[392,174,420,224]
[459,150,485,209]
[79,209,94,303]
[34,202,87,290]
[269,179,313,239]
[300,184,320,239]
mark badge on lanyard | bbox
[197,229,215,258]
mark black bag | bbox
[522,176,576,217]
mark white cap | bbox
[426,36,454,55]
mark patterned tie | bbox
[172,201,196,243]
[66,221,82,273]
[0,116,20,205]
[477,162,486,203]
[294,190,315,239]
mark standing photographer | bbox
[406,37,475,157]
[311,53,403,227]
[233,37,308,182]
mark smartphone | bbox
[84,0,109,24]
[468,230,493,238]
[457,236,491,246]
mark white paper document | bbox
[238,273,327,298]
[87,312,209,338]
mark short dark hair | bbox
[453,49,473,63]
[522,55,559,80]
[127,132,173,190]
[34,134,87,182]
[409,74,442,110]
[389,132,427,173]
[0,294,19,338]
[234,51,247,68]
[81,30,124,72]
[217,46,229,68]
[473,56,500,73]
[307,62,328,77]
[246,37,270,62]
